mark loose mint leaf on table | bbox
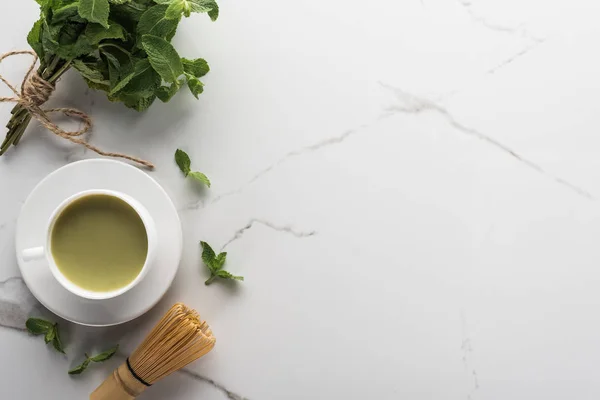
[188,171,211,187]
[26,318,66,354]
[89,345,119,362]
[141,35,183,83]
[78,0,111,28]
[201,240,217,270]
[201,242,244,285]
[44,328,55,344]
[175,149,210,187]
[69,345,119,375]
[26,318,53,335]
[216,270,244,281]
[52,325,66,354]
[68,358,91,375]
[175,149,191,175]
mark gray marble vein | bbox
[178,369,250,400]
[487,40,545,75]
[457,0,541,41]
[380,82,596,201]
[0,276,38,332]
[221,219,317,251]
[210,116,392,206]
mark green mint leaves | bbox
[201,242,244,285]
[78,0,111,28]
[26,317,119,373]
[142,35,184,83]
[30,0,218,112]
[175,149,211,187]
[154,0,219,20]
[26,317,66,354]
[69,345,119,375]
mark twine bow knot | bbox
[0,50,154,169]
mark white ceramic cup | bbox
[21,189,157,300]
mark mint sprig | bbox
[201,242,244,285]
[26,317,66,354]
[69,345,119,375]
[175,149,211,188]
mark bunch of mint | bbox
[2,0,218,155]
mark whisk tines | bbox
[90,303,216,400]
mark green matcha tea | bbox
[50,194,148,292]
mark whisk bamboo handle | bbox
[90,363,148,400]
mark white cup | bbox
[21,189,157,300]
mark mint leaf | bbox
[78,0,110,28]
[215,252,227,270]
[200,241,217,271]
[201,242,243,285]
[85,23,126,45]
[52,325,66,354]
[69,345,119,375]
[109,69,137,95]
[108,0,131,4]
[188,0,217,15]
[142,35,184,83]
[175,149,191,175]
[165,0,186,19]
[156,79,184,102]
[26,318,53,335]
[138,5,180,40]
[27,19,44,59]
[182,58,209,78]
[27,319,66,354]
[156,0,218,19]
[175,149,210,186]
[120,59,161,96]
[90,345,119,362]
[68,358,90,375]
[216,270,244,281]
[52,3,81,24]
[188,171,211,187]
[72,60,109,85]
[186,75,204,99]
[44,329,55,344]
[207,2,219,20]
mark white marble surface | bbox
[2,0,600,398]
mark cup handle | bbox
[22,247,45,262]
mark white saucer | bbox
[16,159,182,326]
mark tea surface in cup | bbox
[50,194,148,292]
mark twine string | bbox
[0,50,154,169]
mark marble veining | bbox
[381,82,596,200]
[0,277,38,332]
[220,219,317,251]
[3,0,600,399]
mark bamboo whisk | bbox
[90,303,216,400]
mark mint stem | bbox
[205,275,217,285]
